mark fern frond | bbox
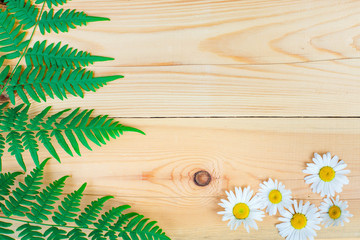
[111,212,138,231]
[0,171,22,200]
[4,0,38,30]
[38,9,109,34]
[0,104,144,170]
[0,159,47,217]
[5,66,123,105]
[52,182,86,226]
[0,10,29,59]
[17,223,43,240]
[0,163,171,240]
[90,205,130,239]
[26,175,68,223]
[67,228,87,240]
[121,214,171,240]
[0,221,14,240]
[26,40,114,69]
[0,57,10,90]
[35,0,68,8]
[95,205,131,230]
[44,226,67,240]
[75,195,113,228]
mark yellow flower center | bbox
[319,166,335,182]
[232,203,250,219]
[290,213,307,229]
[268,189,282,204]
[329,205,341,220]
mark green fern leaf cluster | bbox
[0,103,144,171]
[0,162,171,240]
[0,10,28,59]
[0,0,163,239]
[0,0,120,104]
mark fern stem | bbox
[0,2,46,97]
[0,215,97,231]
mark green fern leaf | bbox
[0,104,144,170]
[75,196,113,228]
[0,133,5,171]
[96,206,131,229]
[0,221,15,240]
[0,57,10,88]
[4,0,38,30]
[5,66,123,105]
[1,159,47,216]
[111,212,138,232]
[2,104,29,170]
[26,40,114,68]
[38,9,109,34]
[104,230,117,240]
[22,131,40,167]
[17,223,43,240]
[52,182,86,225]
[67,228,87,240]
[44,226,68,240]
[6,131,26,171]
[0,171,22,200]
[35,0,68,8]
[90,205,130,239]
[121,214,171,240]
[0,163,171,240]
[0,10,29,59]
[89,229,106,240]
[26,175,68,223]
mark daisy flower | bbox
[257,178,293,216]
[319,196,352,227]
[218,186,265,232]
[277,200,321,240]
[303,152,350,197]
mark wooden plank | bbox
[1,118,359,239]
[16,61,360,117]
[4,0,360,116]
[28,0,360,66]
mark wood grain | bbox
[29,0,360,66]
[9,0,357,117]
[4,0,360,116]
[18,61,360,117]
[2,0,360,239]
[1,118,360,239]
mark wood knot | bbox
[193,170,211,187]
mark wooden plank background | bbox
[2,0,360,239]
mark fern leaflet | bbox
[26,40,114,68]
[38,8,109,34]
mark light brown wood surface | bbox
[3,0,360,239]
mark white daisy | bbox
[257,178,293,216]
[303,152,350,197]
[217,186,265,232]
[319,196,352,227]
[277,200,321,240]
